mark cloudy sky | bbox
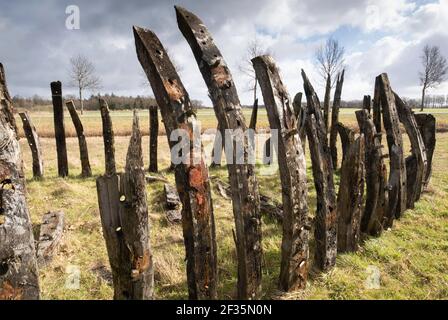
[1,0,447,105]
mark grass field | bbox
[15,107,448,138]
[17,108,448,300]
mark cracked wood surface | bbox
[100,98,116,176]
[19,111,44,178]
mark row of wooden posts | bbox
[0,6,436,300]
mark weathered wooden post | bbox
[51,81,68,177]
[293,92,306,153]
[253,55,310,291]
[336,122,355,163]
[149,105,158,173]
[375,74,406,220]
[96,111,154,300]
[337,135,365,252]
[329,70,344,169]
[0,63,40,300]
[176,6,262,299]
[210,125,223,167]
[66,100,92,177]
[249,98,258,130]
[134,25,218,299]
[301,69,337,271]
[99,98,116,176]
[372,77,382,137]
[36,211,65,267]
[394,93,427,209]
[414,114,436,190]
[19,112,44,178]
[356,109,388,235]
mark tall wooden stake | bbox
[148,105,158,173]
[97,111,154,300]
[19,112,44,178]
[293,92,306,153]
[329,70,344,169]
[99,98,116,176]
[375,74,406,220]
[134,26,218,299]
[0,63,40,300]
[176,6,262,299]
[66,100,92,177]
[253,55,310,291]
[301,69,337,271]
[414,114,436,190]
[51,81,68,177]
[249,98,259,130]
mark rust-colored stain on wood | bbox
[132,249,152,276]
[0,281,23,300]
[211,65,231,89]
[163,78,184,101]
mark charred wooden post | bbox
[0,70,40,299]
[363,95,372,113]
[329,70,345,169]
[210,125,223,167]
[394,93,427,208]
[51,81,68,177]
[0,63,17,134]
[19,112,44,178]
[176,6,262,299]
[149,106,159,173]
[293,92,306,153]
[336,122,355,163]
[66,100,92,177]
[301,69,337,271]
[36,211,64,267]
[96,111,154,300]
[253,55,310,291]
[337,135,365,252]
[134,26,218,299]
[99,98,116,176]
[376,74,406,220]
[249,98,259,130]
[372,77,382,136]
[414,114,436,190]
[356,109,388,235]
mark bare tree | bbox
[238,37,271,103]
[69,54,101,114]
[419,45,448,111]
[315,37,344,130]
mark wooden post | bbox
[210,125,223,167]
[66,100,92,177]
[249,98,258,130]
[0,66,40,299]
[363,95,372,113]
[19,112,44,178]
[0,63,18,134]
[253,55,310,291]
[356,109,388,235]
[149,106,158,173]
[293,92,306,153]
[394,93,427,208]
[99,98,116,176]
[414,114,436,190]
[176,6,262,299]
[51,81,68,177]
[96,111,154,300]
[376,74,406,220]
[36,211,64,267]
[337,135,365,252]
[336,122,355,163]
[372,77,382,137]
[301,69,337,271]
[134,26,218,299]
[329,70,345,169]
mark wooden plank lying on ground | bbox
[176,6,262,299]
[37,211,65,267]
[19,111,44,178]
[253,55,310,292]
[301,69,337,271]
[66,100,92,177]
[134,25,218,299]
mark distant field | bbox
[15,107,448,138]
